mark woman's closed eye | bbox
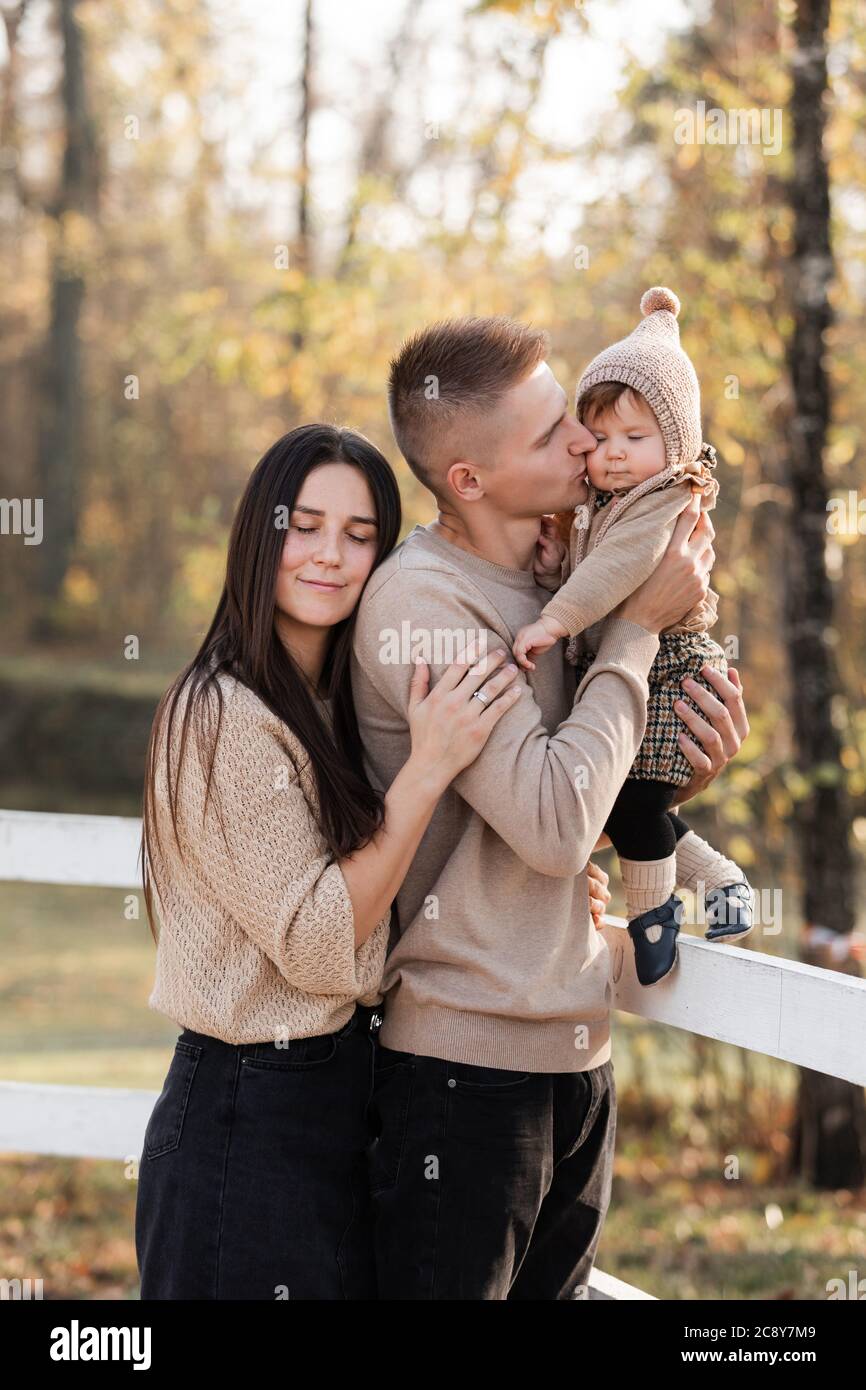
[293,524,372,545]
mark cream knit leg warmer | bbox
[675,829,748,896]
[619,852,678,928]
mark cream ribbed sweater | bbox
[146,672,389,1044]
[351,522,660,1073]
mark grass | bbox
[603,1112,866,1300]
[0,1156,140,1301]
[0,649,179,699]
[0,882,177,1088]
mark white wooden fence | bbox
[2,807,865,1301]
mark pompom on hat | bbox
[639,286,680,316]
[576,286,703,470]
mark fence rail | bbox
[0,808,142,888]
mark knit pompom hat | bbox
[576,287,702,470]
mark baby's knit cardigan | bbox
[543,455,721,659]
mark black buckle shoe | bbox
[705,882,754,941]
[628,893,683,987]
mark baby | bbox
[513,287,753,987]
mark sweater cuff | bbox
[325,861,392,988]
[541,594,581,636]
[593,617,660,676]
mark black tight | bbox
[668,811,691,841]
[603,779,692,860]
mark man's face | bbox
[472,362,596,517]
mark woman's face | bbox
[274,461,380,630]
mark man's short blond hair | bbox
[387,315,549,494]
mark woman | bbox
[134,423,522,1300]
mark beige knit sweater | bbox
[351,522,660,1073]
[146,672,390,1044]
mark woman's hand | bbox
[406,641,521,794]
[587,859,611,929]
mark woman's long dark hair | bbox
[141,424,402,940]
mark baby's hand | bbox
[533,516,567,592]
[512,615,568,672]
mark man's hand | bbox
[587,858,611,929]
[673,666,749,805]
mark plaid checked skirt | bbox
[572,631,728,786]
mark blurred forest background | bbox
[1,0,866,1298]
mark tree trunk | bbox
[33,0,99,634]
[0,1,34,211]
[336,0,423,276]
[283,0,314,359]
[784,0,865,1189]
[295,0,313,277]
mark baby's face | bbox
[583,391,667,493]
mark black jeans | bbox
[366,1041,618,1300]
[135,1005,381,1299]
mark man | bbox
[350,315,748,1300]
